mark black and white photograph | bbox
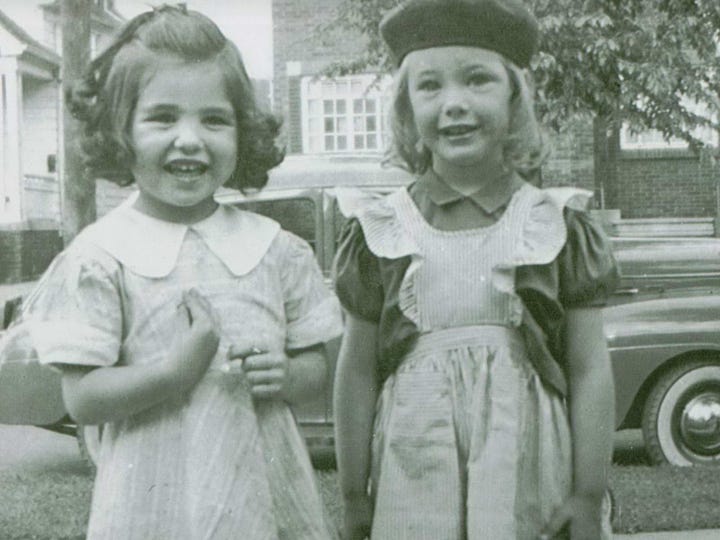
[1,1,720,538]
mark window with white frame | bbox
[301,74,392,154]
[621,99,718,150]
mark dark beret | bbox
[380,0,539,68]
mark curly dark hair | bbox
[65,5,284,190]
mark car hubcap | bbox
[679,393,720,456]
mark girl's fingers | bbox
[227,345,266,360]
[249,383,282,399]
[220,358,245,374]
[243,353,283,371]
[245,368,284,385]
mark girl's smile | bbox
[406,46,513,188]
[130,59,238,223]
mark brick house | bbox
[272,0,720,232]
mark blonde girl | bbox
[333,0,618,538]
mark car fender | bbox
[603,294,720,428]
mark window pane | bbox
[325,135,335,150]
[336,100,346,114]
[366,116,376,132]
[325,118,335,133]
[367,134,377,149]
[353,117,364,132]
[309,136,322,153]
[308,118,321,134]
[354,135,364,149]
[337,136,347,150]
[308,100,321,115]
[337,117,347,132]
[323,100,334,114]
[353,99,363,114]
[365,99,376,113]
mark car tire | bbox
[77,424,102,470]
[642,358,720,466]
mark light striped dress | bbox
[337,184,612,540]
[5,200,342,540]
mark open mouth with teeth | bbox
[164,160,209,176]
[439,125,478,137]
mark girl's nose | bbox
[441,88,469,118]
[173,122,203,153]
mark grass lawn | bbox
[3,454,720,538]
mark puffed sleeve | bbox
[332,219,384,321]
[279,231,343,350]
[2,241,123,369]
[557,208,620,307]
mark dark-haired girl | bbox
[2,6,341,539]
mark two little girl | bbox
[1,1,617,538]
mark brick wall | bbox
[543,117,596,192]
[615,150,718,218]
[2,179,134,285]
[272,0,368,153]
[0,229,62,284]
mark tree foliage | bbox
[329,0,720,149]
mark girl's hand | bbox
[540,493,604,540]
[168,289,220,389]
[341,493,373,540]
[225,345,290,400]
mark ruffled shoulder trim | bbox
[492,184,594,325]
[334,187,418,260]
[509,185,593,267]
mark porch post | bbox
[0,59,23,224]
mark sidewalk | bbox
[616,530,720,539]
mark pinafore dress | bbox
[353,185,609,539]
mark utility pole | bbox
[60,0,94,245]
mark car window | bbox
[235,198,317,251]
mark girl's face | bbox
[406,46,513,180]
[130,59,237,223]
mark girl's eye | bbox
[204,115,233,126]
[467,73,493,87]
[147,113,175,124]
[417,79,440,92]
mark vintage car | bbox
[2,155,720,467]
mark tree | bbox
[61,0,94,245]
[328,0,720,150]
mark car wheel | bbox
[76,424,102,470]
[642,358,720,466]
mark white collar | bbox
[78,196,280,278]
